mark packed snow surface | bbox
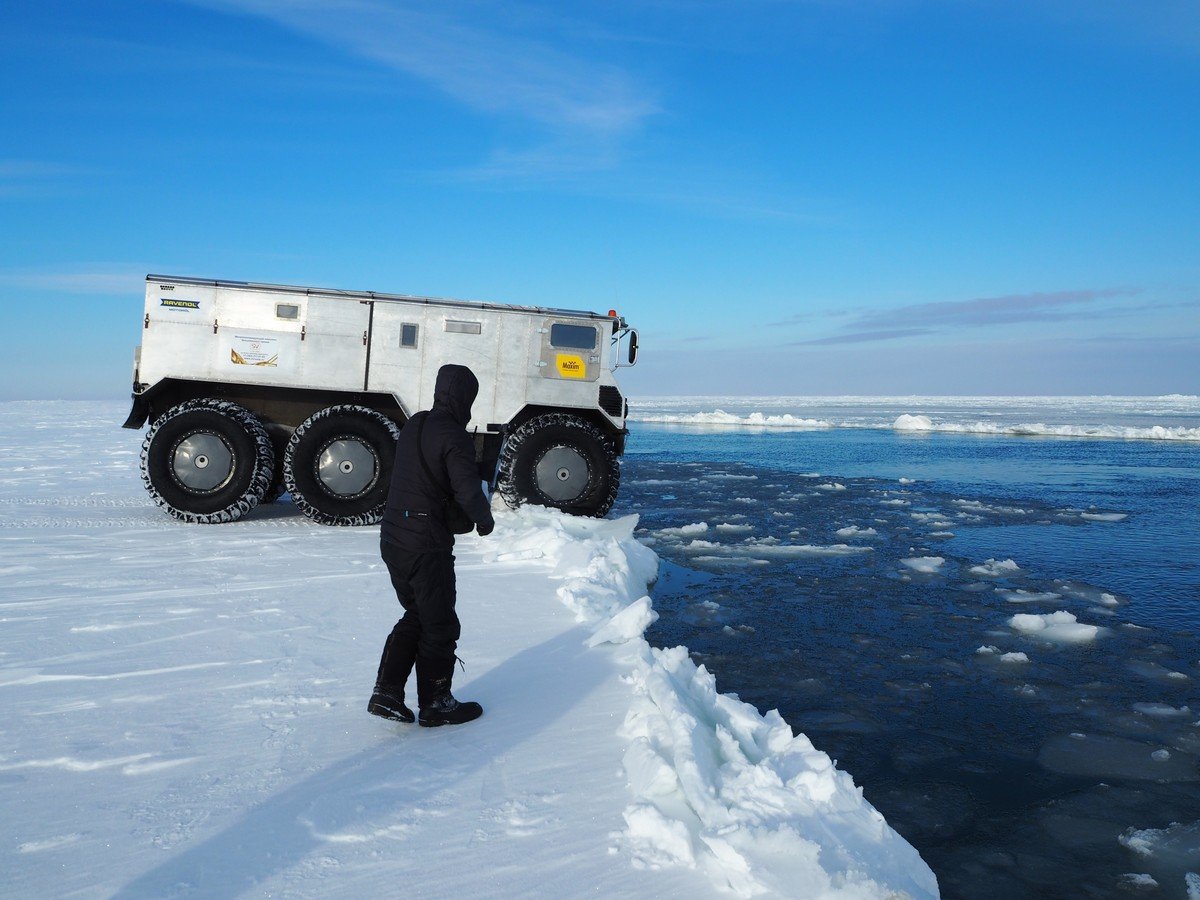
[0,401,937,899]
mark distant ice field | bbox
[630,395,1200,442]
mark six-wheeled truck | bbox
[122,275,638,525]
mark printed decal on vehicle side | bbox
[229,334,280,367]
[556,353,587,379]
[160,298,200,310]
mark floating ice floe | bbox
[974,646,1029,663]
[714,523,753,535]
[1132,703,1192,718]
[1081,511,1128,522]
[655,522,709,538]
[835,526,878,538]
[1120,821,1200,868]
[1053,581,1121,606]
[893,414,935,431]
[910,512,953,527]
[969,558,1023,578]
[998,589,1062,604]
[1008,611,1102,643]
[690,556,771,569]
[1127,660,1192,683]
[900,556,945,574]
[953,499,1028,516]
[1119,873,1158,888]
[681,537,871,560]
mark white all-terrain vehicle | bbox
[122,275,638,525]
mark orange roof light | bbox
[608,309,618,318]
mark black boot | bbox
[367,684,415,723]
[370,618,419,723]
[416,657,482,727]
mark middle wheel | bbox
[284,405,401,526]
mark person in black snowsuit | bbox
[369,364,496,727]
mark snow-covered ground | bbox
[0,402,937,898]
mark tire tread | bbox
[496,413,620,518]
[140,399,274,524]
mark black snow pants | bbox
[375,540,461,707]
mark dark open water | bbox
[611,424,1200,898]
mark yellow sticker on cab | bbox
[556,354,587,379]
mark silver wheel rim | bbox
[535,445,589,502]
[317,438,377,497]
[172,432,234,492]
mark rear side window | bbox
[400,323,419,347]
[550,323,597,350]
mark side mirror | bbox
[627,330,639,365]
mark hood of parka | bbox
[432,363,479,426]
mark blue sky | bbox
[1,0,1197,399]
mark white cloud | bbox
[189,0,657,138]
[0,267,148,295]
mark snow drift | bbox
[489,507,938,897]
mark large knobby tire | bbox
[497,413,620,517]
[284,405,401,526]
[141,399,275,524]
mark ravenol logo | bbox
[555,354,586,379]
[160,298,200,310]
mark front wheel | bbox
[284,405,401,526]
[140,399,275,524]
[497,414,620,517]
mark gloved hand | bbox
[476,518,495,537]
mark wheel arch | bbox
[503,404,626,454]
[124,378,409,431]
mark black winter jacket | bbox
[380,364,496,552]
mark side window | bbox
[276,303,300,320]
[400,323,419,348]
[550,323,597,350]
[445,320,482,335]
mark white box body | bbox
[136,275,628,433]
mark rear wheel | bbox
[284,405,401,526]
[497,413,619,517]
[141,399,274,524]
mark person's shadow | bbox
[113,628,609,897]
